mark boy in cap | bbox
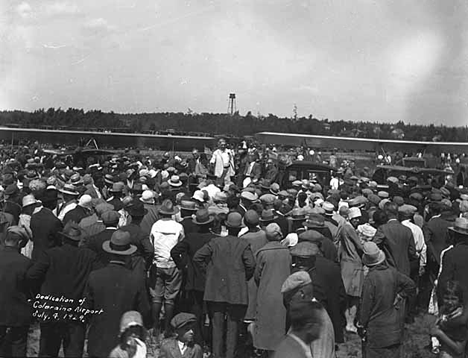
[159,313,203,358]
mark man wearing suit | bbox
[30,201,63,261]
[291,241,346,345]
[438,217,468,300]
[372,202,417,277]
[86,210,120,268]
[27,222,97,358]
[193,212,255,358]
[85,230,150,358]
[0,226,32,357]
[243,153,262,187]
[423,201,455,275]
[171,209,215,345]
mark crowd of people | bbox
[1,138,468,358]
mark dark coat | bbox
[372,219,417,276]
[85,261,150,358]
[171,231,214,292]
[438,242,468,300]
[140,203,160,236]
[307,256,346,343]
[159,338,203,358]
[30,207,63,261]
[0,247,33,326]
[253,241,291,350]
[193,235,255,305]
[120,223,154,271]
[107,197,123,211]
[181,217,198,236]
[359,263,415,348]
[273,334,309,358]
[423,214,454,266]
[27,242,98,302]
[86,227,116,269]
[240,229,269,320]
[62,205,91,226]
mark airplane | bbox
[255,131,468,155]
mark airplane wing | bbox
[255,132,468,154]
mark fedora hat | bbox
[127,200,148,217]
[259,209,278,222]
[110,182,125,193]
[60,222,86,242]
[22,194,38,207]
[180,200,197,211]
[304,213,325,228]
[159,199,179,215]
[362,241,386,266]
[244,210,260,226]
[168,175,183,187]
[102,230,137,256]
[192,209,214,225]
[225,212,243,228]
[449,217,468,236]
[60,184,79,196]
[290,208,306,221]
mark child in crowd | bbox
[109,311,147,358]
[431,281,468,358]
[159,312,203,358]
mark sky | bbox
[1,0,468,126]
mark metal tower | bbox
[228,93,236,116]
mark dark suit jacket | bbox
[86,228,116,268]
[273,334,309,358]
[30,207,63,261]
[120,223,154,271]
[423,214,454,265]
[438,243,468,300]
[171,231,214,292]
[140,204,160,236]
[307,256,346,343]
[0,247,33,326]
[159,338,203,358]
[85,262,150,358]
[193,235,255,305]
[62,205,91,226]
[373,219,416,276]
[27,243,97,302]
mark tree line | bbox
[0,108,467,142]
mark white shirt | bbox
[150,218,185,268]
[330,177,339,191]
[54,201,77,221]
[178,341,188,355]
[402,219,427,268]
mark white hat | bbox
[140,190,155,204]
[348,207,362,220]
[78,194,93,208]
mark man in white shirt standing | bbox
[150,199,185,340]
[210,139,235,187]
